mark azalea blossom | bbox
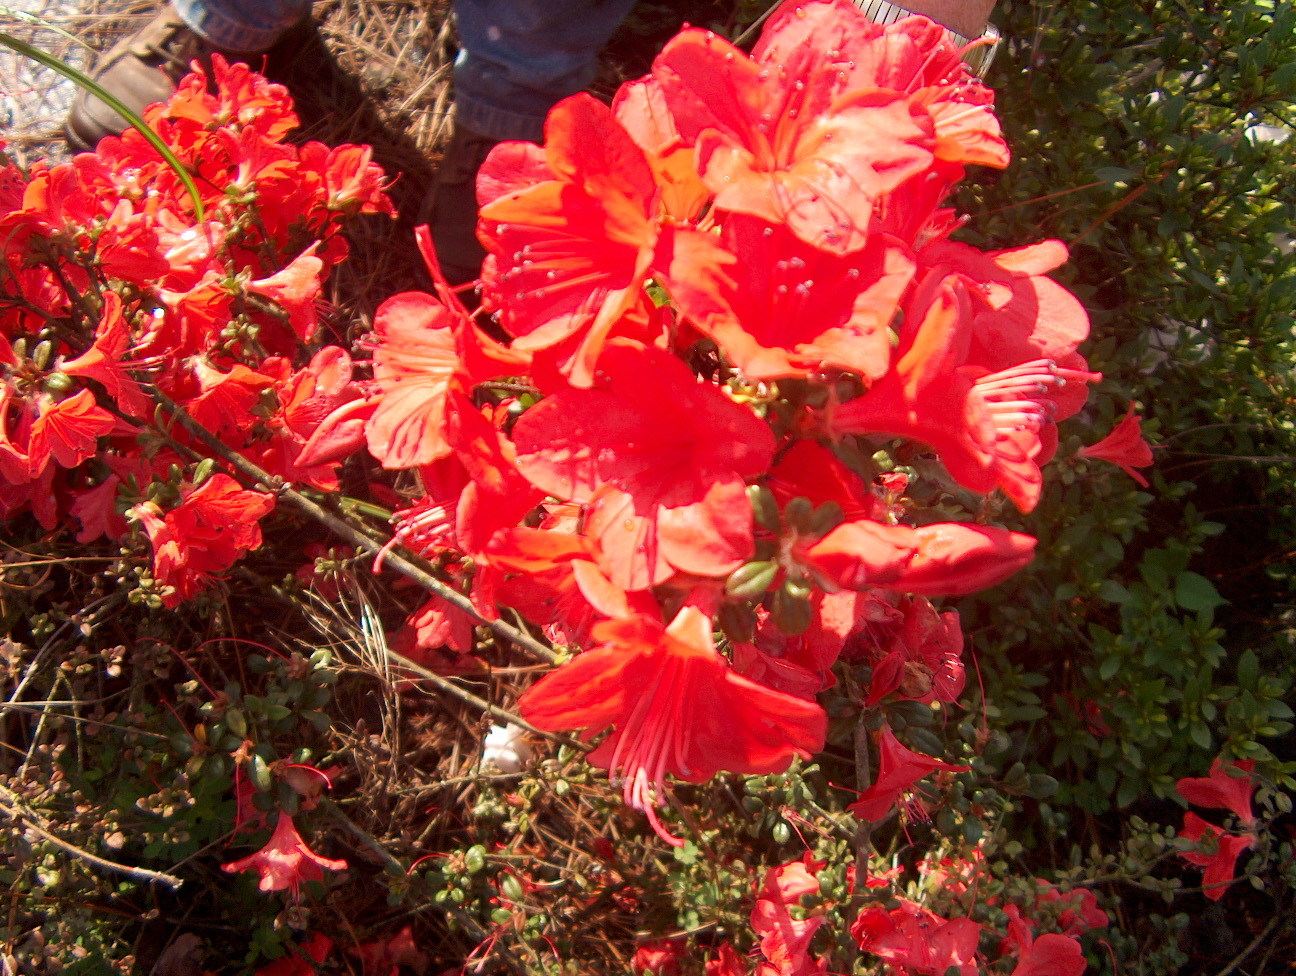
[651,4,935,253]
[1176,756,1257,827]
[1179,811,1255,901]
[752,859,828,975]
[999,906,1087,976]
[851,898,980,976]
[477,93,662,387]
[662,215,914,381]
[1079,401,1154,487]
[847,723,968,821]
[253,933,334,976]
[131,473,275,607]
[221,813,347,897]
[512,340,774,589]
[519,606,826,844]
[829,272,1099,512]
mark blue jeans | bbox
[174,0,639,142]
[174,0,312,53]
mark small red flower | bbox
[1179,811,1255,901]
[852,898,980,976]
[254,933,334,976]
[132,473,275,607]
[25,388,116,476]
[513,340,774,589]
[633,939,685,976]
[847,723,968,822]
[477,94,661,387]
[1079,401,1154,487]
[1176,756,1257,827]
[652,10,934,253]
[221,813,347,898]
[752,859,826,976]
[348,925,431,976]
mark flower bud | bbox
[725,560,778,601]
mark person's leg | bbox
[429,0,639,284]
[173,0,313,53]
[65,0,312,151]
[451,0,639,144]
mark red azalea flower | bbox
[247,243,323,342]
[1008,933,1087,976]
[847,723,968,821]
[1176,756,1257,827]
[799,518,1036,596]
[132,473,275,607]
[651,14,933,254]
[25,388,116,477]
[518,606,826,844]
[1035,883,1109,936]
[347,925,430,976]
[512,340,774,589]
[865,595,965,706]
[851,898,980,976]
[661,215,914,381]
[752,859,826,976]
[478,94,661,388]
[60,291,154,419]
[221,813,346,898]
[364,290,463,469]
[918,239,1096,426]
[484,525,652,648]
[829,272,1098,512]
[389,591,478,668]
[999,910,1087,976]
[299,141,396,215]
[633,939,685,976]
[705,944,748,976]
[384,388,542,560]
[611,77,711,222]
[754,3,1008,169]
[1079,401,1155,487]
[184,358,277,438]
[1180,812,1255,900]
[767,439,880,522]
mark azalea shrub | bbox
[2,0,1295,973]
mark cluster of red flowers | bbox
[360,0,1102,842]
[632,853,1106,976]
[0,54,391,606]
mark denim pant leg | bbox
[173,0,313,52]
[452,0,640,143]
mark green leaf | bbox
[1236,649,1259,690]
[672,841,700,865]
[1175,572,1227,612]
[1098,580,1132,604]
[1189,722,1213,750]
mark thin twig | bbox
[0,786,183,891]
[319,797,404,873]
[852,717,873,864]
[1214,910,1281,976]
[385,648,589,753]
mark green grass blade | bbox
[0,30,206,221]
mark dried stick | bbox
[0,785,183,890]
